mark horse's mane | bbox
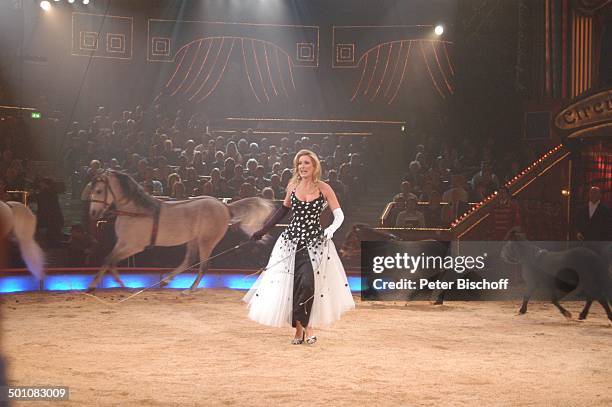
[110,170,161,211]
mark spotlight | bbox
[83,0,90,3]
[40,1,51,11]
[68,0,75,3]
[434,25,444,36]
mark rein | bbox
[89,173,161,244]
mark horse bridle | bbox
[88,173,151,218]
[89,174,117,211]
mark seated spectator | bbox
[258,152,270,172]
[193,179,213,196]
[470,161,499,195]
[245,158,259,178]
[403,160,423,192]
[244,142,260,162]
[210,168,231,198]
[383,196,406,227]
[222,157,236,180]
[442,174,469,203]
[167,173,181,195]
[261,187,275,200]
[228,164,246,192]
[235,182,258,201]
[142,166,163,195]
[237,138,249,159]
[182,139,196,164]
[469,181,488,203]
[183,167,198,196]
[160,139,179,164]
[212,150,225,171]
[192,151,208,176]
[393,181,417,201]
[395,196,425,228]
[4,167,25,191]
[423,190,443,228]
[254,166,269,190]
[269,174,284,198]
[176,155,190,180]
[171,181,187,200]
[268,145,280,165]
[226,141,243,165]
[280,168,292,188]
[134,159,148,182]
[424,168,445,194]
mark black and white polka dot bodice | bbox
[283,190,325,244]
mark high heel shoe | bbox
[305,335,317,345]
[291,332,305,345]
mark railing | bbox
[5,190,29,205]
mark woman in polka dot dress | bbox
[243,149,355,345]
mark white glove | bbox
[324,208,344,240]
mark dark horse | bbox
[341,224,450,304]
[501,233,612,321]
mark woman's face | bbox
[297,154,314,180]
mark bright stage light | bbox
[68,0,75,3]
[40,1,51,11]
[83,0,90,4]
[434,25,444,36]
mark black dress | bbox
[282,190,324,327]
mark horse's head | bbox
[500,228,528,264]
[88,171,116,220]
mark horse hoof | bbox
[563,312,572,320]
[181,289,193,295]
[433,300,443,306]
[85,287,95,294]
[159,281,169,288]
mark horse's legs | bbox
[161,240,199,287]
[597,300,612,322]
[431,270,451,305]
[87,264,109,291]
[519,285,536,314]
[578,298,593,320]
[108,266,125,287]
[189,239,218,291]
[87,241,145,291]
[550,288,572,319]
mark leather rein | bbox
[89,174,160,246]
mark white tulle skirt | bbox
[243,234,355,328]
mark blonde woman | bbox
[244,149,354,345]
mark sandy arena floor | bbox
[1,289,611,406]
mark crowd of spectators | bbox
[387,134,535,229]
[62,105,372,209]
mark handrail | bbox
[5,190,29,206]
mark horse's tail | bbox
[8,202,45,279]
[227,197,275,238]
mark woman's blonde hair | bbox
[289,149,321,186]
